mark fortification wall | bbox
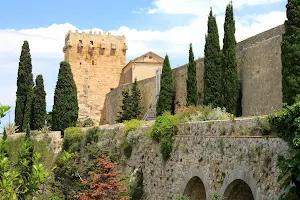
[103,77,156,124]
[88,118,290,199]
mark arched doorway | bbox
[223,179,254,200]
[183,176,206,200]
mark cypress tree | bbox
[2,128,7,141]
[222,2,238,115]
[203,8,222,108]
[186,44,198,106]
[131,78,143,119]
[52,61,78,131]
[31,74,46,130]
[282,0,300,105]
[25,123,31,140]
[157,55,173,116]
[117,89,132,123]
[15,41,34,132]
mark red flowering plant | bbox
[75,155,130,200]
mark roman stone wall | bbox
[89,117,290,200]
[102,77,156,124]
[104,24,284,124]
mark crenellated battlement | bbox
[65,30,125,40]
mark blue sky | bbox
[0,0,287,131]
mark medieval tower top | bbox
[63,30,128,125]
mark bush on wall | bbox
[62,127,82,153]
[151,112,180,160]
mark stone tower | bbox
[63,30,128,125]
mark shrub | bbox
[211,193,224,200]
[4,123,19,135]
[179,106,229,122]
[85,127,100,145]
[160,135,174,160]
[83,118,94,127]
[122,119,145,158]
[151,112,180,160]
[124,119,145,134]
[151,112,179,142]
[175,195,190,200]
[255,116,271,135]
[63,127,82,152]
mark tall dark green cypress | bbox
[203,8,222,108]
[31,74,46,130]
[131,78,143,119]
[157,55,173,115]
[222,2,238,115]
[117,89,132,123]
[186,44,198,106]
[52,61,78,131]
[282,0,300,105]
[15,41,34,132]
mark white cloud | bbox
[148,0,284,15]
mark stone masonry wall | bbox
[91,117,290,200]
[103,77,156,124]
[104,24,285,124]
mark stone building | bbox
[63,31,163,125]
[121,51,163,84]
[63,30,128,125]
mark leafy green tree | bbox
[222,2,238,115]
[117,89,132,123]
[282,0,300,105]
[52,61,78,131]
[31,74,46,130]
[157,55,173,116]
[131,78,143,119]
[203,9,222,108]
[268,101,300,199]
[15,41,34,132]
[186,44,198,106]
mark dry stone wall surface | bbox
[104,25,285,123]
[90,118,290,200]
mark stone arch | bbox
[220,169,260,200]
[179,168,210,200]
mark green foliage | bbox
[131,78,143,119]
[151,113,180,160]
[123,139,132,158]
[282,0,300,105]
[157,54,173,116]
[130,169,144,200]
[63,127,82,153]
[268,101,300,198]
[124,119,145,134]
[0,104,10,119]
[25,123,31,140]
[122,119,144,158]
[160,135,173,160]
[255,116,271,135]
[86,127,101,145]
[268,101,300,146]
[203,9,222,108]
[186,43,198,106]
[52,61,79,131]
[2,128,7,141]
[31,74,46,130]
[15,40,34,132]
[117,89,132,123]
[222,2,238,115]
[53,151,85,199]
[82,118,94,127]
[211,193,224,200]
[175,195,190,200]
[117,80,143,123]
[179,106,229,122]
